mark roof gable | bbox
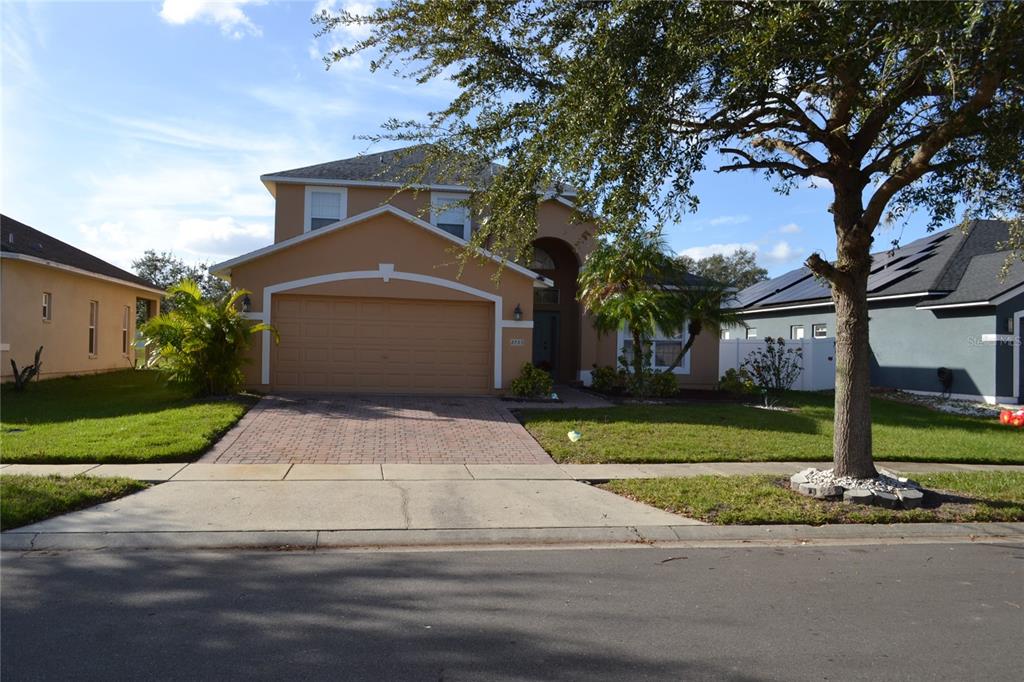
[209,204,551,285]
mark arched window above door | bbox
[531,246,556,270]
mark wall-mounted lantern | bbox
[513,304,523,321]
[241,294,251,313]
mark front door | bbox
[532,311,560,377]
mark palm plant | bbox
[659,277,746,373]
[578,231,677,398]
[141,279,277,397]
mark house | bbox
[1,215,162,381]
[210,145,720,394]
[727,220,1023,404]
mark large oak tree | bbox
[318,1,1024,477]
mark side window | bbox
[42,292,52,321]
[122,306,131,355]
[746,327,758,339]
[790,325,805,340]
[812,323,828,338]
[88,301,99,355]
[305,187,347,231]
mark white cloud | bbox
[779,222,801,234]
[678,240,802,267]
[764,241,797,263]
[313,1,377,41]
[678,242,758,260]
[159,1,263,39]
[708,214,750,226]
[109,116,291,154]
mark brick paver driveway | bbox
[201,394,554,465]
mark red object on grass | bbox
[1001,410,1014,425]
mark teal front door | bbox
[532,311,559,377]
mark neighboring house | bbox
[210,145,720,394]
[727,220,1023,404]
[1,215,162,381]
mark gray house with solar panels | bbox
[726,220,1023,404]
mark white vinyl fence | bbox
[719,338,837,391]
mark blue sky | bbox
[2,0,938,276]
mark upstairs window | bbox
[304,187,347,231]
[88,301,99,355]
[42,292,52,321]
[430,193,470,239]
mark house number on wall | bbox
[509,338,525,346]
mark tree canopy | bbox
[676,249,769,290]
[132,250,231,312]
[318,0,1024,477]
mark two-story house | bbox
[210,146,720,394]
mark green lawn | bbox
[521,394,1024,464]
[0,474,149,530]
[603,471,1024,525]
[1,370,255,463]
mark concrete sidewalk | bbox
[3,460,1020,482]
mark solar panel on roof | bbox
[868,266,919,292]
[734,268,810,307]
[756,276,830,306]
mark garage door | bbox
[271,295,493,393]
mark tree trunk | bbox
[830,217,877,478]
[631,329,646,398]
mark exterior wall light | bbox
[241,294,251,313]
[513,304,523,321]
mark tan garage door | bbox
[271,295,493,393]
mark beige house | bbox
[211,146,720,394]
[1,215,162,381]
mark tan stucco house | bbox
[211,146,720,394]
[1,215,162,381]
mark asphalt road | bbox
[2,543,1022,681]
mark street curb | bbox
[4,522,1023,552]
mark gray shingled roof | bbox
[731,220,1018,311]
[265,144,506,188]
[1,214,158,290]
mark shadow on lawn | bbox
[0,370,255,427]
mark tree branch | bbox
[862,67,1005,230]
[805,252,848,288]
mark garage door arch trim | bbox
[260,266,503,388]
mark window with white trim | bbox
[746,327,758,339]
[42,292,52,321]
[790,325,805,340]
[620,324,689,371]
[721,329,730,340]
[122,306,131,355]
[430,192,471,239]
[88,301,98,355]
[812,323,828,338]
[304,186,347,231]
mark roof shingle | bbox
[1,214,158,290]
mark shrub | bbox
[590,365,627,394]
[718,367,756,395]
[648,370,678,398]
[141,279,277,397]
[741,337,803,399]
[509,362,554,399]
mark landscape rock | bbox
[843,488,875,505]
[873,491,900,509]
[897,488,924,509]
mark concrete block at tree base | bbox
[897,488,924,509]
[799,483,843,500]
[873,491,900,509]
[790,472,811,490]
[843,488,875,505]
